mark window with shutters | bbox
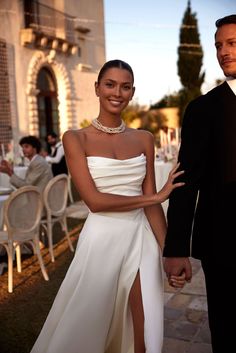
[37,67,60,149]
[0,39,12,154]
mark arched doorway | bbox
[37,67,59,149]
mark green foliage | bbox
[140,110,167,137]
[150,92,180,109]
[178,87,201,125]
[122,103,167,138]
[177,0,204,125]
[80,119,91,128]
[121,103,141,125]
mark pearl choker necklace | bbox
[91,118,126,134]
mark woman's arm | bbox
[145,204,167,251]
[141,132,167,251]
[63,130,184,213]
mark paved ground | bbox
[163,258,212,353]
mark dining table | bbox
[0,189,12,274]
[0,166,28,188]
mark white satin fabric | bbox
[30,154,164,353]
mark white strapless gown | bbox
[30,154,164,353]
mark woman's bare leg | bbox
[129,270,145,353]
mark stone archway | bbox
[26,50,77,137]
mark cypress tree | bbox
[177,0,205,125]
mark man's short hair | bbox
[19,135,42,153]
[47,131,58,139]
[215,14,236,28]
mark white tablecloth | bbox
[0,194,10,266]
[0,194,9,230]
[0,166,28,188]
[155,160,173,216]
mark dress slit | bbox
[129,269,145,352]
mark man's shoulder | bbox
[33,154,45,162]
[189,81,226,108]
[56,141,63,148]
[31,155,49,167]
[204,81,227,98]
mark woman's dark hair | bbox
[97,59,134,83]
[19,135,42,153]
[215,14,236,28]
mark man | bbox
[0,135,53,192]
[163,14,236,353]
[45,131,68,176]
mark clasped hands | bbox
[164,257,192,289]
[166,272,186,289]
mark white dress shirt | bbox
[46,142,65,164]
[226,77,236,95]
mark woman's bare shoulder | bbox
[63,127,91,143]
[126,127,154,141]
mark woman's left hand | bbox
[156,162,185,203]
[168,272,186,288]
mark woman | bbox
[30,59,185,353]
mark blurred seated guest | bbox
[4,140,14,164]
[45,131,68,176]
[0,135,53,192]
[5,139,24,166]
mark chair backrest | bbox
[67,174,74,204]
[4,186,43,239]
[67,173,82,204]
[43,174,68,216]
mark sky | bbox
[103,0,236,106]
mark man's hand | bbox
[164,257,192,287]
[0,160,13,176]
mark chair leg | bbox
[7,245,13,293]
[62,216,74,252]
[15,243,22,273]
[47,220,55,262]
[39,224,47,249]
[33,238,49,281]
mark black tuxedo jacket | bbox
[163,82,236,260]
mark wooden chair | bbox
[66,174,89,220]
[41,174,74,262]
[0,186,49,293]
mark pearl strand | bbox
[91,118,126,134]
